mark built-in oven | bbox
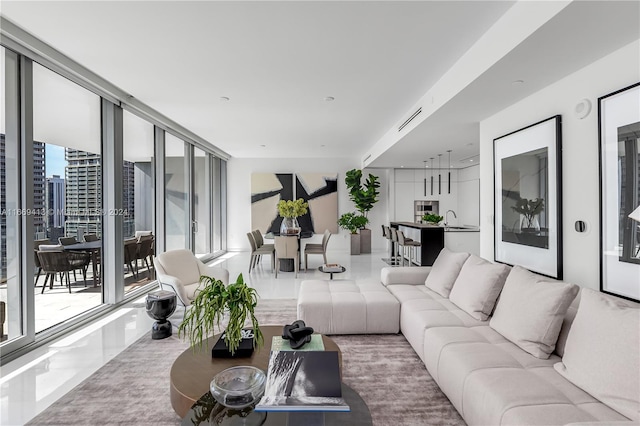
[414,200,439,223]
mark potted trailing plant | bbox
[178,273,264,357]
[344,169,380,253]
[277,198,308,235]
[338,212,368,255]
[511,197,544,232]
[422,213,444,225]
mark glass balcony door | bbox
[193,147,212,259]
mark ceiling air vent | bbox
[398,107,422,132]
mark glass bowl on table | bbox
[210,366,266,409]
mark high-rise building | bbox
[0,135,46,280]
[46,174,65,242]
[64,149,136,238]
[123,161,135,238]
[32,142,46,239]
[65,148,101,237]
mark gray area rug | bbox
[28,299,464,426]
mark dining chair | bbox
[274,236,299,278]
[58,236,91,281]
[124,240,138,278]
[252,229,274,252]
[33,238,51,285]
[136,235,155,278]
[247,232,275,273]
[37,250,88,293]
[58,236,78,246]
[303,229,331,270]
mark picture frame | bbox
[494,115,562,279]
[599,82,640,302]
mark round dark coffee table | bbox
[318,265,346,280]
[180,382,372,425]
[170,326,341,418]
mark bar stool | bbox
[390,228,402,266]
[397,230,421,266]
[382,225,395,265]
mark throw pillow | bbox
[489,266,579,359]
[554,289,639,421]
[424,248,470,298]
[449,255,511,321]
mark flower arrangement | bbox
[511,197,545,229]
[277,198,308,218]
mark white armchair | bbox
[153,249,230,307]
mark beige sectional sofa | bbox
[298,248,640,425]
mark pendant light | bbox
[430,157,434,195]
[447,150,452,194]
[423,160,427,196]
[438,154,442,195]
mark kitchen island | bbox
[390,222,445,266]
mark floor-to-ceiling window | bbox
[0,27,228,361]
[194,147,212,258]
[165,133,188,251]
[123,110,155,291]
[32,62,102,332]
[0,47,21,344]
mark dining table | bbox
[63,240,102,287]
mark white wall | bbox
[457,164,480,227]
[479,40,640,291]
[227,158,390,252]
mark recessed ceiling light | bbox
[324,96,335,102]
[511,80,524,85]
[220,96,230,101]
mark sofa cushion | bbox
[399,293,486,362]
[554,289,640,421]
[489,266,579,359]
[449,255,511,320]
[424,248,470,298]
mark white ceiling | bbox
[1,1,638,168]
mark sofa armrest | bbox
[381,266,431,286]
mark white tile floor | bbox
[0,249,389,426]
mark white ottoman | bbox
[297,279,400,334]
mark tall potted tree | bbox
[345,169,380,253]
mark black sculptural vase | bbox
[145,290,177,339]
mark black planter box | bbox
[212,331,255,358]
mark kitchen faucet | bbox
[445,210,457,227]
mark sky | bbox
[45,144,65,177]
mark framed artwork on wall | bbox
[250,173,293,234]
[599,82,640,302]
[295,173,339,234]
[494,115,562,279]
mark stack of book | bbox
[255,337,350,412]
[321,263,343,273]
